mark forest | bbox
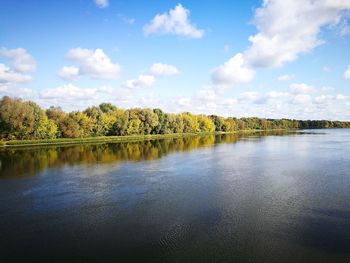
[1,96,350,141]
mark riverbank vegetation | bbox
[1,96,350,143]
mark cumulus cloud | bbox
[212,0,350,86]
[95,0,109,8]
[143,4,204,38]
[239,91,260,103]
[176,97,192,107]
[40,83,98,100]
[278,74,294,81]
[314,95,330,105]
[173,86,238,113]
[211,53,255,86]
[120,63,179,90]
[344,65,350,79]
[288,83,316,94]
[321,86,335,92]
[36,83,139,111]
[0,64,32,83]
[236,90,288,105]
[292,94,312,105]
[57,66,80,81]
[196,86,217,102]
[244,0,350,68]
[266,91,288,100]
[122,74,155,89]
[161,78,350,120]
[336,94,347,100]
[149,63,180,76]
[0,47,36,73]
[171,85,350,120]
[315,94,347,105]
[0,47,36,86]
[0,83,33,98]
[63,48,121,80]
[31,80,350,121]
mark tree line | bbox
[0,96,349,140]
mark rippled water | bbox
[1,130,350,262]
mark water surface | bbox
[1,130,350,262]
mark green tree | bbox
[182,112,199,133]
[0,97,39,139]
[210,115,225,132]
[127,108,159,135]
[99,103,117,113]
[110,109,129,135]
[167,114,184,133]
[197,115,215,132]
[152,109,169,134]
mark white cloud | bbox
[143,4,204,38]
[244,0,350,68]
[37,84,133,111]
[40,83,98,100]
[149,63,180,76]
[0,64,32,83]
[212,0,350,86]
[95,0,109,8]
[119,63,179,92]
[176,97,191,107]
[159,84,350,120]
[221,98,237,107]
[292,94,312,105]
[344,65,350,79]
[313,94,346,105]
[239,91,260,103]
[314,95,329,104]
[211,53,255,86]
[57,66,80,81]
[137,93,159,108]
[288,83,316,94]
[63,48,121,80]
[0,47,36,73]
[266,91,288,99]
[0,83,33,98]
[0,48,36,86]
[237,90,288,105]
[195,86,217,102]
[122,74,155,89]
[30,82,350,121]
[321,86,335,92]
[278,74,294,81]
[162,79,350,119]
[336,94,347,100]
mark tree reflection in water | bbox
[0,131,291,178]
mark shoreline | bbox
[0,129,291,148]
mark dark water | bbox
[1,130,350,262]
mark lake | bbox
[1,129,350,262]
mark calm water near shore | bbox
[1,130,350,262]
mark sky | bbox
[0,0,350,120]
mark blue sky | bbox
[0,0,350,120]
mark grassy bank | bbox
[0,132,214,148]
[0,129,294,148]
